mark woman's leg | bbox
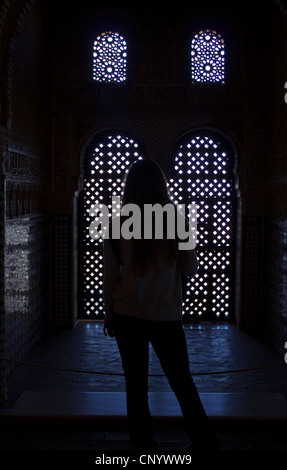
[113,314,155,450]
[150,321,219,450]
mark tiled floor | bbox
[0,321,287,461]
[3,320,287,402]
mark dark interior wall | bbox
[0,0,51,391]
[263,6,287,356]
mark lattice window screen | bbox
[93,32,127,82]
[79,133,143,318]
[79,131,235,320]
[191,29,225,83]
[169,133,235,320]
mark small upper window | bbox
[191,29,225,84]
[93,31,127,83]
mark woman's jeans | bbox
[112,313,219,451]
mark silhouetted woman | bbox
[103,159,219,452]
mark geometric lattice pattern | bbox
[80,133,143,318]
[169,133,235,320]
[191,30,225,84]
[93,31,127,82]
[79,131,235,321]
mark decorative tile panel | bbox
[4,216,48,376]
[50,215,73,328]
[241,216,263,331]
[263,218,287,356]
[0,176,6,401]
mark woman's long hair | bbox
[121,159,180,275]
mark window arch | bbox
[93,31,127,82]
[191,29,225,83]
[169,130,235,321]
[78,132,144,318]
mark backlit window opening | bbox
[93,31,127,83]
[191,29,225,84]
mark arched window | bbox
[169,131,235,321]
[78,132,144,318]
[93,31,127,82]
[191,29,225,83]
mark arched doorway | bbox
[78,130,145,319]
[77,128,237,322]
[169,129,237,321]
